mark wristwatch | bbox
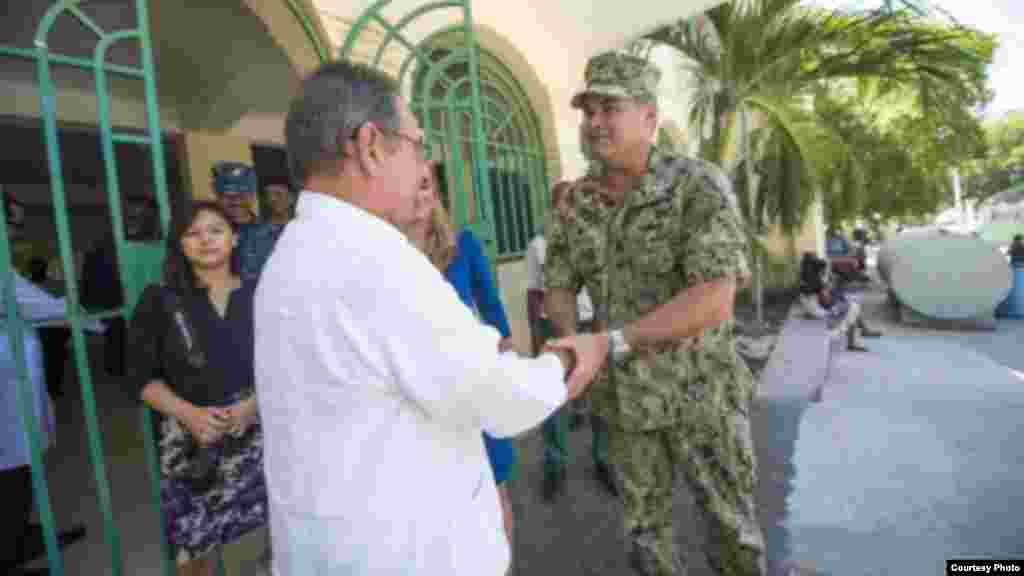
[608,328,631,364]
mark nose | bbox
[584,110,604,132]
[419,164,434,197]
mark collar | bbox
[582,145,676,209]
[296,191,409,244]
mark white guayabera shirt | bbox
[255,192,567,576]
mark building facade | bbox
[1,2,836,573]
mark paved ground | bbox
[22,277,1024,575]
[506,416,715,576]
[765,285,1024,575]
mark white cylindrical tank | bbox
[878,228,1013,320]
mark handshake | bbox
[543,332,610,400]
[496,333,610,399]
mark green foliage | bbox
[811,83,986,226]
[643,0,996,231]
[961,111,1024,202]
[737,242,799,300]
[642,0,997,323]
[656,125,679,151]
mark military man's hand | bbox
[544,332,609,399]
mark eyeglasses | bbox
[388,129,431,163]
[350,123,432,163]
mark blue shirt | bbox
[826,234,851,257]
[442,230,516,484]
[238,222,287,282]
[2,273,94,471]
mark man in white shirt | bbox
[255,60,598,576]
[525,183,616,503]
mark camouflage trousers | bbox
[609,411,765,576]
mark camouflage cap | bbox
[571,52,662,109]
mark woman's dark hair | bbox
[799,252,827,285]
[164,201,239,295]
[28,257,49,285]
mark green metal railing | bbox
[0,1,171,575]
[1,0,335,572]
[0,184,64,574]
[341,0,551,272]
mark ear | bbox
[350,123,381,177]
[644,103,659,134]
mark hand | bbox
[225,397,259,438]
[498,485,514,546]
[544,332,610,400]
[497,337,515,353]
[182,405,231,446]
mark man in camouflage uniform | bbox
[542,52,766,575]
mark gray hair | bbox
[285,59,402,188]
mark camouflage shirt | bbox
[544,146,754,431]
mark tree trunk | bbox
[751,243,763,327]
[739,105,764,326]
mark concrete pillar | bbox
[177,130,256,215]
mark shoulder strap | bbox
[159,286,205,368]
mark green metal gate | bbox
[1,1,332,573]
[0,1,170,575]
[341,0,551,270]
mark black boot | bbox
[14,523,86,566]
[847,326,868,352]
[542,466,566,503]
[594,462,619,498]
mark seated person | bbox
[826,229,851,257]
[1010,234,1024,268]
[798,253,881,352]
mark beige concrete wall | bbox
[179,131,256,208]
[496,260,533,355]
[0,77,182,131]
[319,11,405,76]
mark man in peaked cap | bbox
[542,51,766,575]
[212,161,273,282]
[212,161,259,226]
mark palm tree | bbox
[643,0,992,324]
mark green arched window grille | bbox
[341,0,553,270]
[412,40,550,259]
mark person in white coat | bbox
[255,60,602,576]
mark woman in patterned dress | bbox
[127,201,266,575]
